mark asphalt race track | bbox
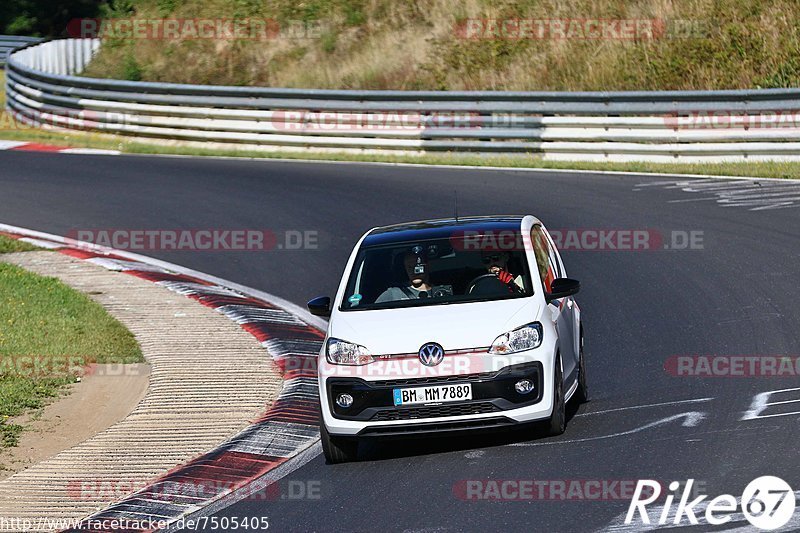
[1,151,799,532]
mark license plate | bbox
[393,383,472,406]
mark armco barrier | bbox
[6,38,800,162]
[0,35,41,67]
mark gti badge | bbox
[419,342,444,367]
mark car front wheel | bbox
[320,422,359,463]
[545,355,566,436]
[575,328,589,404]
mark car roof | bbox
[362,215,526,247]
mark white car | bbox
[307,215,586,463]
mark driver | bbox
[376,246,432,302]
[481,250,524,293]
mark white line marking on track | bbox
[639,178,800,210]
[0,140,29,150]
[742,387,800,421]
[508,412,707,447]
[575,398,713,417]
[667,197,719,203]
[59,148,121,155]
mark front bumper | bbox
[320,357,555,436]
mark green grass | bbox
[0,259,143,448]
[0,234,40,253]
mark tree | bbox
[0,0,105,37]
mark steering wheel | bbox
[467,273,506,295]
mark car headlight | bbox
[326,337,374,365]
[489,322,543,355]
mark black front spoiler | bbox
[356,415,528,438]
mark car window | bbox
[531,224,558,292]
[340,234,533,311]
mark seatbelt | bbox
[399,286,417,299]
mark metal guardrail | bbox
[0,35,42,67]
[6,38,800,161]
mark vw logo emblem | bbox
[418,342,444,367]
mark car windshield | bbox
[340,234,533,311]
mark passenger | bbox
[376,246,432,302]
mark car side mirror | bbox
[546,278,580,302]
[307,296,332,317]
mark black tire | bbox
[545,356,566,436]
[575,328,589,404]
[320,422,359,464]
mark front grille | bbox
[370,402,500,421]
[371,371,497,388]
